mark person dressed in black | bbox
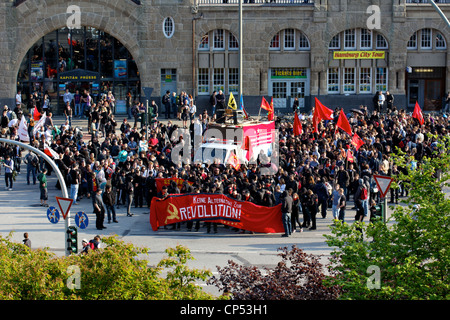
[306,189,318,230]
[291,192,303,233]
[163,90,171,119]
[386,91,394,112]
[280,188,293,237]
[300,188,310,229]
[102,185,118,223]
[314,177,329,219]
[92,188,106,230]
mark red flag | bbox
[68,32,77,46]
[351,133,364,151]
[313,98,333,133]
[413,101,424,125]
[260,97,271,111]
[268,97,274,121]
[335,109,352,135]
[293,112,302,136]
[347,149,354,163]
[44,146,59,159]
[33,106,41,121]
[241,136,253,161]
[228,152,241,170]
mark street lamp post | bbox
[429,0,450,29]
[239,0,243,110]
[0,139,71,255]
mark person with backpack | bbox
[24,150,39,185]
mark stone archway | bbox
[4,0,147,104]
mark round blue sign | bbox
[75,211,89,229]
[47,206,60,224]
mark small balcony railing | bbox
[406,0,450,4]
[198,0,314,5]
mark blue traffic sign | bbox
[75,211,89,229]
[47,206,60,224]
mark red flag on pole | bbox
[260,97,271,111]
[268,97,274,121]
[413,101,424,125]
[228,151,241,171]
[351,133,364,151]
[293,111,302,136]
[335,109,352,135]
[33,106,41,121]
[347,149,354,163]
[313,97,333,133]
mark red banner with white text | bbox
[150,193,283,234]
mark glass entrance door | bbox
[290,81,305,109]
[272,81,287,109]
[424,80,443,111]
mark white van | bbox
[193,142,243,165]
[193,120,276,166]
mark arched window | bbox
[17,27,141,114]
[269,29,310,51]
[407,29,447,50]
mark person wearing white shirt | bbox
[16,91,22,107]
[63,89,73,106]
[378,92,385,112]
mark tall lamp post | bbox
[429,0,450,29]
[0,139,71,256]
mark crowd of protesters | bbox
[0,88,449,235]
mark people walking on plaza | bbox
[68,162,80,205]
[92,187,106,230]
[3,154,14,190]
[24,150,38,185]
[23,232,31,249]
[37,168,48,207]
[281,188,293,237]
[125,175,134,217]
[102,185,118,223]
[306,189,318,230]
[337,188,346,223]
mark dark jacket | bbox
[281,194,293,213]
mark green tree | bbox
[324,134,450,300]
[0,234,215,300]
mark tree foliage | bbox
[208,245,341,300]
[324,134,450,300]
[0,234,214,300]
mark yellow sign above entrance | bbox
[333,51,386,60]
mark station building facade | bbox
[0,0,449,115]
